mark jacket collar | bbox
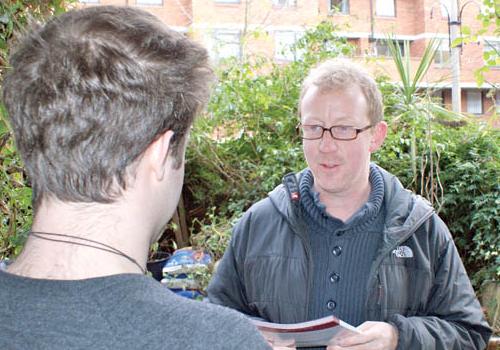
[268,164,434,242]
[377,165,434,242]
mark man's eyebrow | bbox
[302,116,354,125]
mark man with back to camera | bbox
[0,6,271,349]
[207,59,492,349]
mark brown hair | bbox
[2,6,213,207]
[299,59,383,124]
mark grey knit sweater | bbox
[300,164,385,326]
[0,271,271,349]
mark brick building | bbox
[79,0,499,120]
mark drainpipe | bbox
[369,0,375,44]
[450,0,461,112]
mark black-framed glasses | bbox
[297,124,374,141]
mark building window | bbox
[136,0,162,5]
[347,38,360,55]
[434,39,451,66]
[272,0,297,7]
[274,31,302,61]
[373,39,405,57]
[483,40,500,67]
[375,0,395,17]
[431,90,445,107]
[324,38,353,56]
[329,0,349,14]
[213,30,241,61]
[466,90,483,115]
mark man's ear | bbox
[147,130,174,181]
[369,121,388,153]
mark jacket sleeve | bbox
[389,216,492,350]
[207,212,255,317]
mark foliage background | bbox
[1,0,76,259]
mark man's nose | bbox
[319,130,339,152]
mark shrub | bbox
[0,0,76,259]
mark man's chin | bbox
[318,186,343,195]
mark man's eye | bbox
[304,125,325,134]
[336,126,353,134]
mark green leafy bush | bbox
[438,127,499,287]
[0,0,75,259]
[0,107,31,258]
[374,98,499,288]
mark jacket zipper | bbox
[293,224,312,321]
[376,273,383,306]
[286,201,313,321]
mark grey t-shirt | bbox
[0,270,270,349]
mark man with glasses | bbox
[208,59,491,349]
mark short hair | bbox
[299,59,383,124]
[2,6,213,207]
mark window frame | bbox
[274,30,303,61]
[271,0,297,7]
[434,39,451,66]
[136,0,163,5]
[483,40,500,68]
[329,0,349,14]
[373,39,406,57]
[212,29,242,61]
[214,0,240,4]
[375,0,396,17]
[431,90,445,107]
[466,90,483,115]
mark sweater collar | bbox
[299,164,385,232]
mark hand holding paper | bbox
[327,321,398,350]
[251,315,361,348]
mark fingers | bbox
[326,321,398,350]
[328,345,369,350]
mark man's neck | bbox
[7,199,153,280]
[318,182,371,222]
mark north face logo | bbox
[392,246,414,258]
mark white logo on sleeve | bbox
[392,246,414,258]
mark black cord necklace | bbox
[30,231,146,275]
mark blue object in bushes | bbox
[161,247,211,300]
[0,258,11,271]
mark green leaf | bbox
[451,38,463,47]
[474,68,486,87]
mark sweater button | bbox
[329,272,340,283]
[326,300,337,310]
[332,246,342,256]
